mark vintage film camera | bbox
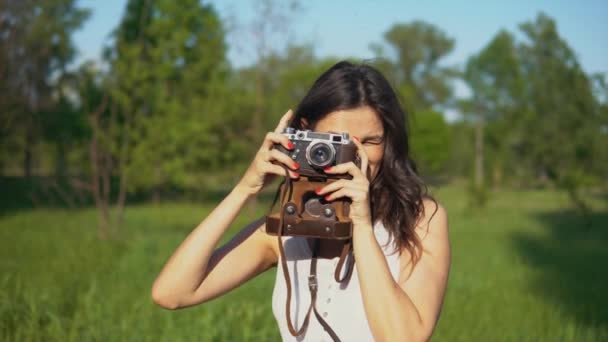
[265,128,360,240]
[273,128,358,180]
[266,128,360,338]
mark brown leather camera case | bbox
[265,175,355,341]
[265,178,353,239]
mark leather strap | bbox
[334,240,354,282]
[273,165,354,341]
[309,239,342,342]
[276,167,313,336]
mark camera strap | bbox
[274,166,354,342]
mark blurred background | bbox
[1,0,607,341]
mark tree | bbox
[410,110,450,176]
[461,13,604,214]
[70,62,114,238]
[373,21,456,113]
[106,0,229,203]
[463,30,523,196]
[516,13,603,217]
[0,0,90,177]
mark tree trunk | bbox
[153,161,161,204]
[474,115,484,189]
[115,106,131,230]
[492,163,503,189]
[89,96,111,240]
[24,126,33,178]
[90,130,110,240]
[55,141,67,179]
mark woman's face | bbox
[311,105,385,180]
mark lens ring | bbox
[305,140,336,168]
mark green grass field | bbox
[1,185,607,341]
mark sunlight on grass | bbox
[1,185,606,341]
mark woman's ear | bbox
[301,118,309,129]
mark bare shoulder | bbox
[415,197,449,241]
[398,197,450,280]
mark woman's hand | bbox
[315,137,372,227]
[236,109,300,197]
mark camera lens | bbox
[306,141,336,168]
[312,145,331,163]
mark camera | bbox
[274,128,359,180]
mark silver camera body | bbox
[274,128,358,179]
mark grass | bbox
[1,184,607,341]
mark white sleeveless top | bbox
[271,220,401,342]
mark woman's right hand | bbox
[236,109,300,197]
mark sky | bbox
[73,0,607,120]
[74,0,607,73]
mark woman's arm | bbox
[151,185,264,309]
[151,110,299,309]
[319,137,450,341]
[354,200,450,342]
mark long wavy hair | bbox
[288,60,438,265]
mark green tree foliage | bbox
[590,74,608,180]
[461,13,605,212]
[0,0,90,176]
[374,21,456,112]
[463,30,524,191]
[410,110,450,175]
[371,21,456,176]
[445,121,475,178]
[517,14,601,182]
[106,0,229,196]
[231,45,340,172]
[3,3,606,219]
[250,45,340,130]
[516,13,603,215]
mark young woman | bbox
[151,61,451,341]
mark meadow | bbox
[1,184,607,341]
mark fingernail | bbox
[324,195,331,201]
[293,162,300,169]
[323,166,332,172]
[288,142,294,150]
[314,188,322,194]
[291,172,299,178]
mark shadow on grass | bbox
[511,209,608,330]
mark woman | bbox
[151,61,451,341]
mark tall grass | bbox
[1,185,606,341]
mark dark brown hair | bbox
[289,60,438,265]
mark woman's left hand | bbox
[315,137,372,228]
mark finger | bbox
[268,149,300,170]
[274,109,294,134]
[262,131,294,150]
[351,136,369,176]
[314,179,348,196]
[262,163,299,179]
[324,161,365,180]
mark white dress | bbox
[271,220,402,342]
